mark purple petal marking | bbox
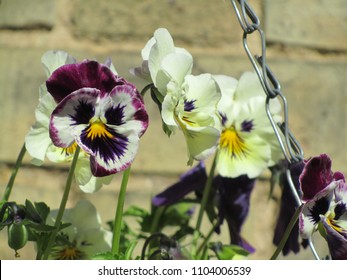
[241,120,254,132]
[152,162,207,206]
[184,99,196,112]
[109,84,149,136]
[49,88,101,147]
[46,60,125,103]
[321,217,347,260]
[299,154,334,202]
[214,175,256,253]
[219,112,227,126]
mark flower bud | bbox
[8,223,28,256]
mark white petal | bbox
[159,52,193,90]
[183,74,221,115]
[41,50,76,77]
[148,28,175,84]
[79,174,114,193]
[25,123,52,165]
[141,37,156,60]
[184,126,220,165]
[234,71,265,102]
[217,134,272,178]
[161,95,179,131]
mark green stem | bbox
[140,83,154,97]
[111,166,131,255]
[192,152,218,256]
[196,220,219,257]
[1,144,26,203]
[270,203,303,260]
[150,206,165,233]
[41,146,80,260]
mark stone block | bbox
[265,0,347,50]
[70,0,262,47]
[268,59,346,173]
[0,0,55,29]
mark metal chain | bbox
[229,0,320,260]
[230,0,304,165]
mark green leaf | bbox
[210,242,250,260]
[123,205,149,218]
[92,252,126,260]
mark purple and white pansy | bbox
[25,50,148,192]
[47,60,148,177]
[299,154,347,259]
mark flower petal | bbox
[183,74,221,115]
[46,60,123,103]
[25,85,57,164]
[49,88,100,148]
[41,50,76,78]
[152,161,207,206]
[78,85,148,176]
[321,216,347,260]
[214,175,256,253]
[184,126,220,165]
[299,180,338,238]
[158,52,193,94]
[217,134,272,178]
[273,161,307,255]
[299,154,335,202]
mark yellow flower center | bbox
[86,120,113,140]
[62,142,78,156]
[52,245,87,260]
[220,126,249,158]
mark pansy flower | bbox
[48,200,112,260]
[152,162,254,253]
[299,154,347,259]
[48,63,148,176]
[25,51,113,193]
[132,28,221,165]
[213,72,282,178]
[25,50,148,192]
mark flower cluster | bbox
[25,51,149,192]
[133,28,282,176]
[3,26,345,261]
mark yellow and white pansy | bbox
[214,71,282,178]
[48,200,112,260]
[132,28,221,165]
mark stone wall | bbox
[0,0,346,259]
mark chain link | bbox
[230,0,304,164]
[229,0,320,260]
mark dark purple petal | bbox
[273,161,306,255]
[214,175,255,253]
[152,162,207,206]
[321,217,347,260]
[299,154,334,202]
[46,60,125,103]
